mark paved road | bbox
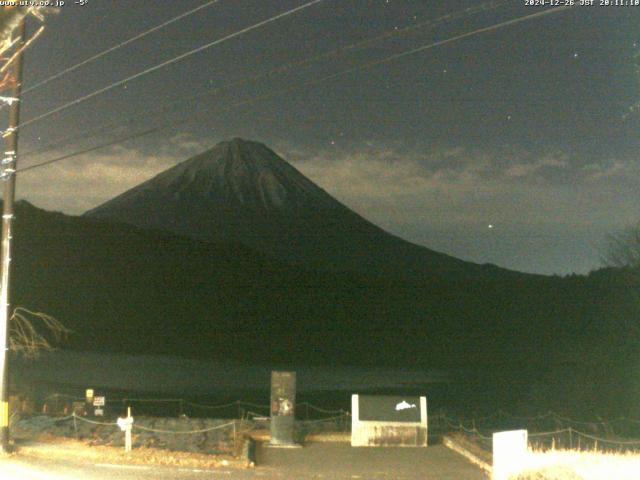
[0,455,227,480]
[255,443,487,479]
[1,443,487,479]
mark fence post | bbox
[569,427,573,450]
[125,406,132,453]
[233,420,237,451]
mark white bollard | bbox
[117,407,134,453]
[492,429,528,480]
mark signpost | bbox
[92,395,105,416]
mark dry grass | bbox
[16,434,245,470]
[512,448,640,480]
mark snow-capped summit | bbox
[139,138,335,211]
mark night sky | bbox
[10,0,640,275]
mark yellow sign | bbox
[0,401,8,428]
[85,389,94,402]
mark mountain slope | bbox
[6,201,557,368]
[85,138,511,279]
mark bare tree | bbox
[602,222,640,269]
[9,307,70,358]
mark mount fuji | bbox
[85,138,512,279]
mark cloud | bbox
[581,158,640,182]
[284,143,638,231]
[15,137,639,236]
[503,154,569,179]
[16,133,210,214]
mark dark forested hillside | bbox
[6,201,640,416]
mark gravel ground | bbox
[4,440,488,479]
[8,415,487,479]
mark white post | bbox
[118,407,134,453]
[125,406,132,453]
[492,429,528,480]
[125,425,132,452]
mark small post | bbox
[118,407,133,453]
[233,420,237,450]
[125,407,132,453]
[569,427,573,450]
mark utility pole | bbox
[0,18,25,453]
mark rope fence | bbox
[527,426,640,452]
[44,410,350,437]
[71,414,118,426]
[445,409,640,439]
[24,410,350,455]
[443,413,640,453]
[132,420,237,435]
[40,413,253,455]
[111,398,344,420]
[29,395,640,452]
[36,395,333,419]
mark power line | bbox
[21,0,222,96]
[299,5,574,90]
[16,0,326,131]
[18,127,159,173]
[21,0,512,160]
[17,6,572,174]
